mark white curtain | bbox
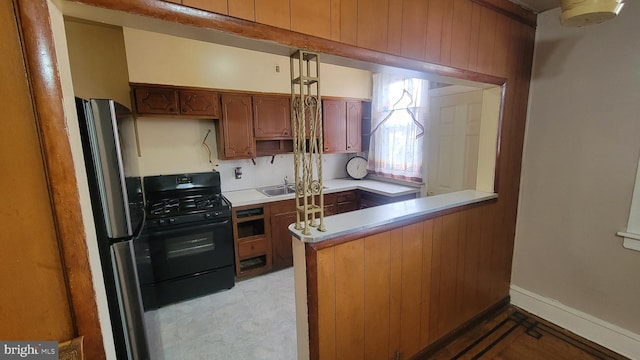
[367,73,429,182]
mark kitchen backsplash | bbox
[135,116,349,191]
[216,153,349,192]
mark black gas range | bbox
[136,171,235,310]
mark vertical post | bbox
[290,50,326,234]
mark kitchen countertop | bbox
[288,190,497,243]
[222,178,421,207]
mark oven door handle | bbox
[146,218,230,236]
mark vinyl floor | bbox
[143,266,626,360]
[144,267,297,360]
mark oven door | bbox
[146,217,233,282]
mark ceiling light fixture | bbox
[560,0,624,26]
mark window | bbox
[367,73,429,182]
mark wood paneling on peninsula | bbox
[306,203,505,359]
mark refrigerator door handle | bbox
[111,240,150,360]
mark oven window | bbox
[165,234,215,259]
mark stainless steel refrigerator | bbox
[75,98,150,359]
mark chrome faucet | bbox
[284,176,289,187]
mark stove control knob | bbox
[169,218,176,224]
[158,219,166,225]
[205,213,212,219]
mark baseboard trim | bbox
[510,285,640,360]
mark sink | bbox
[258,184,297,197]
[257,184,328,197]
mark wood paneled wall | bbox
[14,0,535,358]
[168,0,534,80]
[1,0,75,341]
[9,0,106,358]
[307,202,507,359]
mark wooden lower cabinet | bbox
[335,190,359,213]
[306,202,502,359]
[268,190,412,272]
[270,193,339,270]
[270,199,297,270]
[232,204,272,278]
[359,190,417,208]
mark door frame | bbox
[16,1,508,359]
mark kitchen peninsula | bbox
[290,190,500,360]
[224,178,420,278]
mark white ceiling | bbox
[508,0,559,13]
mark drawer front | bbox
[238,238,267,259]
[336,191,357,203]
[337,201,358,214]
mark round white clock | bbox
[346,156,368,180]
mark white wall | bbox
[122,28,371,190]
[65,19,131,108]
[513,1,640,355]
[123,28,372,98]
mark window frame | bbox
[616,155,640,251]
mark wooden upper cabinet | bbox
[228,0,255,21]
[132,84,220,118]
[133,87,179,115]
[182,0,229,14]
[345,100,362,152]
[323,99,361,153]
[291,0,331,39]
[323,99,346,153]
[253,95,291,139]
[218,93,255,159]
[179,90,220,118]
[357,0,388,52]
[255,0,290,29]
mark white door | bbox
[426,90,483,196]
